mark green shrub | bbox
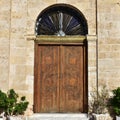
[0,89,29,116]
[110,87,120,116]
[0,90,8,114]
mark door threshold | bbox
[27,113,89,120]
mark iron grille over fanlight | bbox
[35,4,88,36]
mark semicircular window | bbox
[35,4,88,36]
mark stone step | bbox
[26,113,89,120]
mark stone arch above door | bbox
[35,4,88,36]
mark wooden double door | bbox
[34,43,87,113]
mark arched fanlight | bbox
[35,4,88,36]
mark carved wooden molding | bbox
[36,35,86,44]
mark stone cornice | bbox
[86,35,97,41]
[25,34,97,42]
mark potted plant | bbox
[0,89,29,120]
[89,86,111,120]
[109,87,120,120]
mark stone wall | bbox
[0,0,10,90]
[0,0,119,115]
[98,0,120,90]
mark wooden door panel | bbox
[34,44,87,113]
[38,45,60,112]
[60,46,83,112]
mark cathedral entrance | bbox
[34,4,88,113]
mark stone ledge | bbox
[26,113,89,120]
[87,35,97,41]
